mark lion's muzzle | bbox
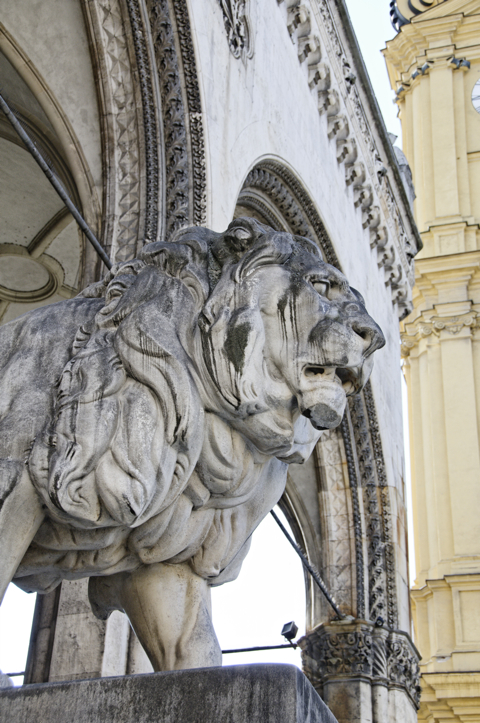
[298,370,347,430]
[298,305,385,431]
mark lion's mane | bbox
[15,219,327,592]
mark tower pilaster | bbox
[384,3,480,719]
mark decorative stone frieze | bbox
[339,414,366,621]
[146,0,207,236]
[125,0,160,245]
[148,0,189,235]
[276,0,418,318]
[82,0,150,260]
[300,620,421,708]
[387,631,421,703]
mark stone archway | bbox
[235,160,420,716]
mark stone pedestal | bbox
[0,664,338,723]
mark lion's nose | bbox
[351,318,385,357]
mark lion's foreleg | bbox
[91,562,222,672]
[0,466,44,604]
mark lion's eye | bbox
[311,280,329,297]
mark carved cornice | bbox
[300,621,421,707]
[401,311,480,356]
[216,0,252,60]
[384,7,476,87]
[276,0,417,319]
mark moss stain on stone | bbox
[223,321,251,374]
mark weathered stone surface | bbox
[0,218,384,672]
[0,664,338,723]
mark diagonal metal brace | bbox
[0,91,112,270]
[270,509,346,619]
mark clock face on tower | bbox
[472,79,480,114]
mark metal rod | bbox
[0,91,112,270]
[270,509,346,619]
[5,672,25,677]
[222,644,295,654]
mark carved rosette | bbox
[300,621,421,707]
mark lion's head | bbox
[190,217,385,458]
[29,217,384,531]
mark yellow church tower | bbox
[383,1,480,720]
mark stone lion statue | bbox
[0,218,384,671]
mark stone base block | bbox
[0,664,338,723]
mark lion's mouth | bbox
[300,362,370,431]
[303,365,360,396]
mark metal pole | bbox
[270,509,346,619]
[0,91,112,270]
[222,644,295,654]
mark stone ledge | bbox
[0,664,338,723]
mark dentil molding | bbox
[276,0,418,319]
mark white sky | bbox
[0,0,412,683]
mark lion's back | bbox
[0,297,104,460]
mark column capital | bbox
[299,619,421,709]
[401,308,479,356]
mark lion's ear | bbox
[211,217,268,266]
[224,225,255,254]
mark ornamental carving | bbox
[301,621,421,708]
[340,413,366,620]
[239,161,339,267]
[312,628,373,677]
[349,395,388,626]
[217,0,252,59]
[387,633,421,706]
[125,0,160,245]
[146,0,207,236]
[401,311,479,356]
[83,0,149,260]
